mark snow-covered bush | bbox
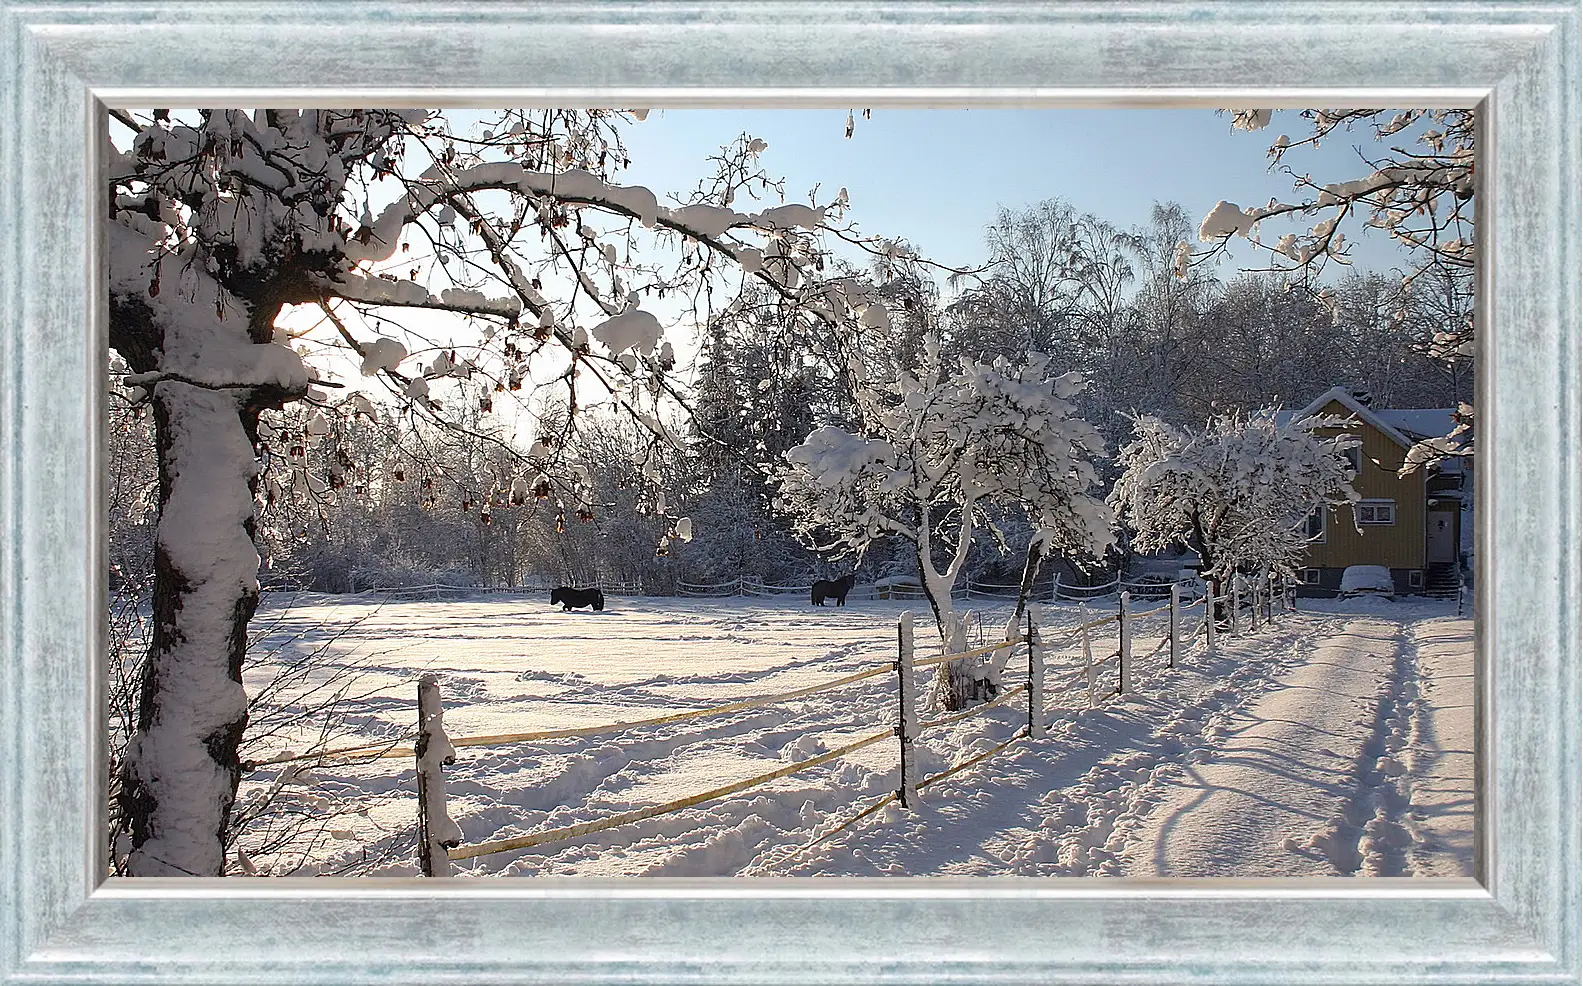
[1108,409,1357,583]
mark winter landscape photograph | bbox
[105,106,1476,880]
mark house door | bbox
[1426,510,1457,564]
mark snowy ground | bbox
[238,591,1475,878]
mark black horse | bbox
[550,586,605,611]
[810,573,857,607]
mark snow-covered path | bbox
[1116,613,1475,878]
[1118,618,1406,876]
[771,607,1473,879]
[770,612,1330,876]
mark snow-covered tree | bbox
[107,107,853,876]
[680,281,848,581]
[1193,108,1475,464]
[1108,410,1358,584]
[1196,109,1472,300]
[778,328,1113,709]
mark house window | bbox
[1303,569,1322,585]
[1302,507,1326,542]
[1408,570,1424,588]
[1356,499,1397,525]
[1342,446,1362,475]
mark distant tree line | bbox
[108,197,1467,596]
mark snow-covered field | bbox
[240,591,1474,878]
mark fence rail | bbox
[674,573,1168,603]
[364,580,647,600]
[449,729,895,861]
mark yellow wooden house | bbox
[1288,387,1469,597]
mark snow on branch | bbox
[350,163,830,269]
[1189,109,1475,359]
[321,272,523,319]
[1399,402,1474,476]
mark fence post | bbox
[1205,580,1219,656]
[1026,607,1045,739]
[1118,590,1133,694]
[895,612,919,808]
[1250,574,1262,632]
[415,675,461,877]
[1081,603,1097,706]
[1228,577,1241,635]
[1168,582,1180,670]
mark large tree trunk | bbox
[118,384,263,876]
[916,508,984,712]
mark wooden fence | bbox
[674,573,1196,603]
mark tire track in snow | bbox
[1114,616,1413,876]
[1304,622,1421,876]
[1400,616,1476,876]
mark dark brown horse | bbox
[551,586,605,611]
[810,574,857,607]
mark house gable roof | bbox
[1288,385,1421,450]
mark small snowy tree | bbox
[778,328,1113,710]
[1108,410,1358,585]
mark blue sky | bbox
[617,108,1413,280]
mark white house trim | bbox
[1289,385,1419,450]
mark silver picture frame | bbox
[1,2,1577,982]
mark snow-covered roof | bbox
[1288,386,1455,451]
[1374,408,1459,441]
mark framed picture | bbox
[2,2,1577,983]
